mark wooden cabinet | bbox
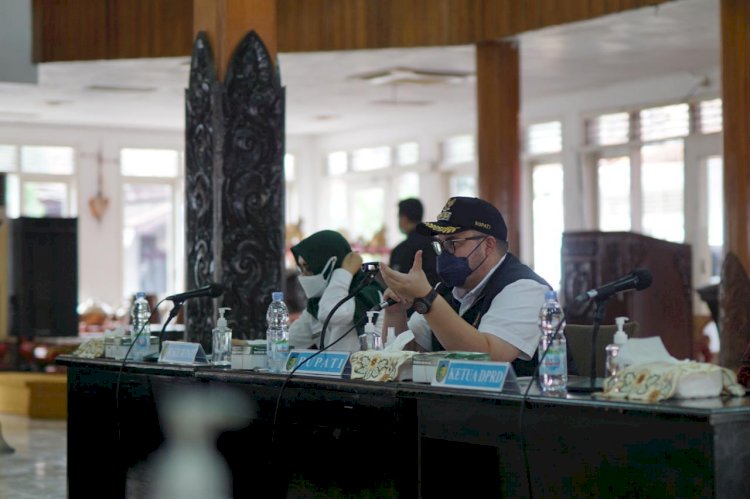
[561,231,693,360]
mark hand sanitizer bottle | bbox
[605,316,629,377]
[360,311,383,351]
[212,307,232,367]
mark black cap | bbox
[416,197,508,241]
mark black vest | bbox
[431,253,577,377]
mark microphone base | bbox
[566,376,604,393]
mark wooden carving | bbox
[185,31,285,347]
[719,252,750,370]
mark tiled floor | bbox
[0,414,67,499]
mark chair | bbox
[566,321,640,378]
[718,252,750,370]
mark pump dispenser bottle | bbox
[605,316,629,377]
[360,311,383,351]
[212,307,232,366]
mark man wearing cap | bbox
[380,196,551,373]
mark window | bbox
[597,156,631,231]
[450,175,476,197]
[397,142,419,166]
[706,156,724,277]
[285,153,299,226]
[532,163,564,289]
[526,121,562,154]
[120,148,183,299]
[327,151,347,175]
[640,104,689,141]
[351,146,391,172]
[699,99,722,134]
[640,140,684,242]
[0,144,76,218]
[586,112,630,146]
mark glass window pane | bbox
[397,142,419,166]
[450,175,476,197]
[284,153,295,182]
[598,157,631,231]
[21,146,75,174]
[707,156,723,277]
[351,186,385,245]
[398,172,419,199]
[532,164,564,289]
[640,104,689,141]
[443,135,474,165]
[351,146,391,172]
[121,148,179,177]
[22,181,68,217]
[0,145,17,172]
[526,121,562,154]
[327,151,347,175]
[329,179,348,235]
[641,140,684,242]
[122,183,173,297]
[587,113,629,146]
[5,174,19,218]
[699,99,722,134]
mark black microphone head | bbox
[632,268,653,291]
[208,282,225,297]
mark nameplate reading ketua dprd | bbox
[431,360,519,392]
[158,341,210,365]
[284,350,349,377]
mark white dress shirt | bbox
[407,256,548,360]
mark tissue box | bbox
[231,340,267,370]
[412,351,491,383]
[104,336,159,360]
[350,350,416,381]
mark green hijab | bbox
[291,230,383,335]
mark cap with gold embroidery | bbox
[416,197,508,241]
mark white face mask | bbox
[297,256,337,298]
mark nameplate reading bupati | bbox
[158,341,210,365]
[284,350,349,377]
[431,360,518,392]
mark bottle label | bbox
[540,345,566,376]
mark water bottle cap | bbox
[544,290,557,301]
[272,291,284,301]
[136,291,146,299]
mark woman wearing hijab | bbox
[289,230,384,352]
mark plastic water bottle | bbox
[537,290,567,392]
[130,292,151,361]
[266,291,289,373]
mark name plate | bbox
[158,341,210,365]
[431,360,518,392]
[284,350,349,377]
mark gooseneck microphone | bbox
[575,268,652,303]
[370,297,397,312]
[166,283,225,303]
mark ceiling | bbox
[0,0,719,136]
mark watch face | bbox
[413,299,428,315]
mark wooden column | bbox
[193,0,277,80]
[721,0,750,271]
[476,40,521,255]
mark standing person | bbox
[380,197,555,375]
[289,230,384,352]
[389,198,440,287]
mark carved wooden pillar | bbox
[185,29,285,345]
[476,40,521,255]
[721,0,750,271]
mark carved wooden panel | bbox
[719,252,750,370]
[561,231,693,360]
[185,31,285,347]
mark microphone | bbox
[370,298,397,312]
[575,268,652,303]
[166,283,224,303]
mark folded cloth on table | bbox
[595,361,745,402]
[350,350,416,382]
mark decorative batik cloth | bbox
[349,351,416,382]
[595,361,745,402]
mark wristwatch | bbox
[413,288,439,315]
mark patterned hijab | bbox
[291,230,383,332]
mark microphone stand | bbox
[159,299,184,351]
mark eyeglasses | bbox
[432,236,487,255]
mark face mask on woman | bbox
[297,256,337,298]
[437,238,488,288]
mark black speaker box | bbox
[8,217,78,337]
